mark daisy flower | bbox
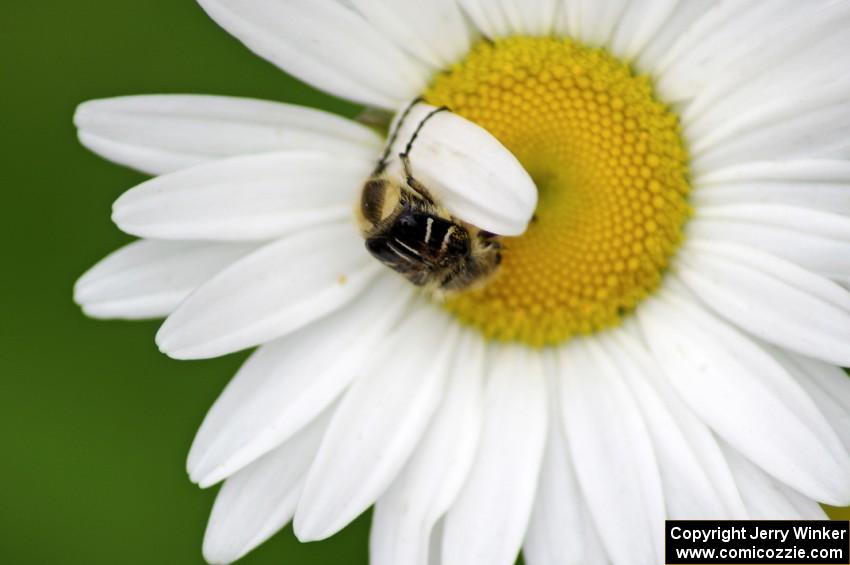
[74,1,850,564]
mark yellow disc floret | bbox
[424,37,690,346]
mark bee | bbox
[356,100,502,294]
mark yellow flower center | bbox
[424,37,690,346]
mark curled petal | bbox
[385,103,537,236]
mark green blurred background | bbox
[1,2,846,564]
[1,1,369,564]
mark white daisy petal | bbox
[682,71,850,159]
[679,240,850,367]
[601,328,745,519]
[769,349,850,453]
[721,443,828,521]
[569,0,629,48]
[693,160,850,215]
[113,151,372,241]
[634,0,717,74]
[551,0,569,36]
[503,0,558,36]
[688,206,850,282]
[681,5,850,131]
[456,0,512,38]
[493,0,525,36]
[188,274,412,488]
[429,520,445,565]
[524,355,608,565]
[638,291,850,505]
[156,223,380,360]
[294,307,458,542]
[557,339,664,565]
[690,76,850,173]
[608,0,678,60]
[558,0,581,39]
[696,159,850,185]
[74,240,258,320]
[202,409,331,565]
[370,330,485,565]
[616,322,749,517]
[77,134,201,179]
[657,1,801,101]
[442,344,547,565]
[197,0,429,109]
[349,0,474,69]
[386,103,537,236]
[524,457,608,565]
[74,95,382,176]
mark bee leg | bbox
[374,96,424,175]
[400,154,436,204]
[398,105,450,203]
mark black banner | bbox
[665,520,849,564]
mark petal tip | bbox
[72,99,96,129]
[72,275,90,305]
[154,323,187,359]
[291,509,329,543]
[201,532,241,565]
[110,203,130,233]
[196,474,221,490]
[186,456,208,486]
[79,304,114,320]
[155,314,202,359]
